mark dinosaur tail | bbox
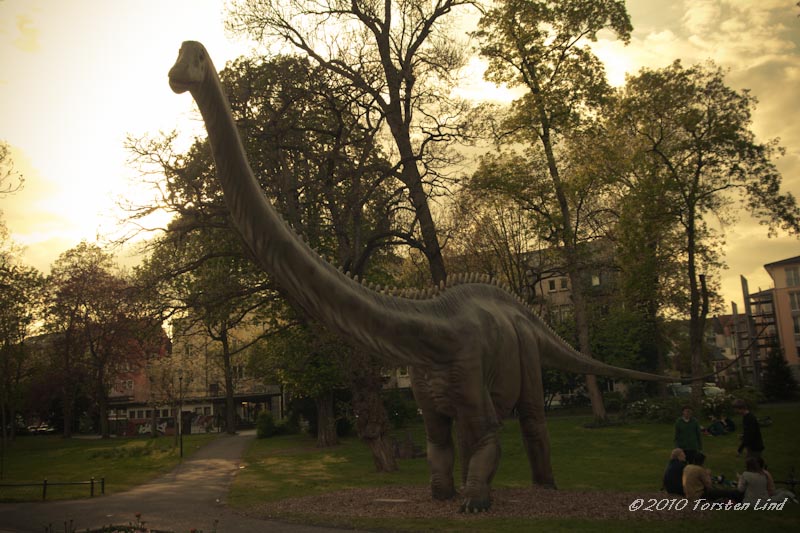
[536,318,670,382]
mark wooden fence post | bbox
[42,478,47,500]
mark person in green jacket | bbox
[674,406,703,464]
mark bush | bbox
[624,396,686,423]
[256,411,278,439]
[603,391,624,413]
[382,389,419,429]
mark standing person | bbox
[663,448,687,495]
[674,406,703,464]
[732,399,764,458]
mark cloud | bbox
[682,0,722,36]
[13,14,38,52]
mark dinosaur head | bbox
[168,41,209,94]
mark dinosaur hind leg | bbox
[411,372,456,501]
[518,345,556,488]
[456,389,501,513]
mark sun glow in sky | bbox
[0,0,798,308]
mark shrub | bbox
[382,389,419,429]
[727,386,765,410]
[603,391,624,413]
[256,411,278,439]
[624,396,686,423]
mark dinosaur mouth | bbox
[168,76,193,94]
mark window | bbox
[145,410,152,418]
[548,279,557,292]
[136,410,145,419]
[793,315,800,336]
[591,274,601,287]
[787,267,800,287]
[129,410,135,419]
[204,407,211,415]
[790,292,800,312]
[161,409,170,418]
[560,278,568,290]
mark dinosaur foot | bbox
[431,485,456,501]
[459,497,491,513]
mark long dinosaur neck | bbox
[189,61,425,359]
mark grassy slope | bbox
[0,433,219,501]
[230,403,800,532]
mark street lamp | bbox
[177,369,184,458]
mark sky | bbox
[0,0,798,311]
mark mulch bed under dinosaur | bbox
[245,485,706,522]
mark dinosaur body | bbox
[169,41,667,512]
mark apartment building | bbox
[764,256,800,379]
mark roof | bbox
[764,255,800,269]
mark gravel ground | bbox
[246,486,703,522]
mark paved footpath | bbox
[0,432,358,533]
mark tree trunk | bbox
[388,119,447,285]
[315,391,338,447]
[151,403,159,438]
[220,332,237,435]
[687,214,708,406]
[98,391,110,438]
[568,253,607,421]
[349,352,398,472]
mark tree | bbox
[131,54,403,463]
[0,142,23,196]
[0,222,45,441]
[226,0,478,284]
[616,60,800,402]
[474,0,633,420]
[45,242,155,438]
[249,322,347,447]
[760,346,798,401]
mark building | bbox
[107,319,283,436]
[764,256,800,379]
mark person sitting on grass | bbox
[721,415,736,433]
[682,452,742,503]
[663,448,686,495]
[705,416,726,437]
[737,456,775,505]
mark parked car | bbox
[667,383,725,398]
[27,423,56,435]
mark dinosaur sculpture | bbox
[168,41,668,512]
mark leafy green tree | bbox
[474,0,633,420]
[761,347,798,401]
[615,60,800,402]
[0,222,45,441]
[249,324,348,447]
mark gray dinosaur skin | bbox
[169,41,668,512]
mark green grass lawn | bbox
[0,433,219,501]
[229,403,800,532]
